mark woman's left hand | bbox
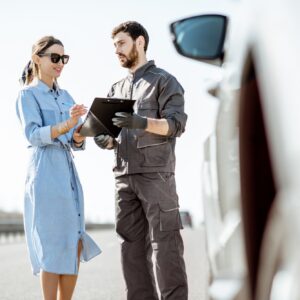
[73,125,85,146]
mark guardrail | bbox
[0,221,115,244]
[0,222,114,234]
[0,221,24,244]
[0,222,24,234]
[86,223,115,230]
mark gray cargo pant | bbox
[115,172,188,300]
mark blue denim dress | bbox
[16,79,101,275]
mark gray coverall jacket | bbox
[108,60,188,300]
[108,60,187,177]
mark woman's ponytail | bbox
[20,60,34,86]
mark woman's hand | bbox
[68,104,87,128]
[51,104,87,139]
[73,125,85,146]
[69,104,87,146]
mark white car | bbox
[170,1,300,299]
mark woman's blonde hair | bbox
[20,36,63,85]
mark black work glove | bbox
[94,134,114,149]
[112,112,147,129]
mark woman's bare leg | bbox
[41,271,60,300]
[58,240,83,300]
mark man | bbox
[95,21,188,300]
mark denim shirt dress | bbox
[16,79,101,275]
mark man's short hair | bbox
[111,21,149,52]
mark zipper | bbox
[129,74,134,100]
[126,75,135,166]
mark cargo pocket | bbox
[141,142,171,167]
[137,134,171,167]
[159,206,183,231]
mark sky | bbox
[0,0,234,225]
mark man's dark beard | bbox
[122,43,139,68]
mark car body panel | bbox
[170,0,300,299]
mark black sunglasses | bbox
[39,53,70,64]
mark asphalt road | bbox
[0,227,208,300]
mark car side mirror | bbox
[170,14,228,64]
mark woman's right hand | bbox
[51,104,87,139]
[68,104,87,128]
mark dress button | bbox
[78,231,81,234]
[78,213,81,217]
[60,112,63,115]
[54,97,57,100]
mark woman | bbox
[16,36,101,300]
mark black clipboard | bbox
[79,97,135,137]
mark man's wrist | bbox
[106,138,116,149]
[144,118,169,135]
